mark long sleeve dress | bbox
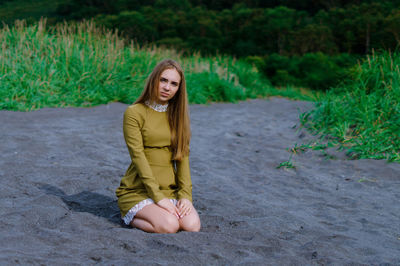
[115,103,193,222]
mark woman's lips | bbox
[161,92,169,97]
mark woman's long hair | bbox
[135,59,190,161]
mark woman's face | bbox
[157,68,181,104]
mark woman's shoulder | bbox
[125,102,148,113]
[124,103,148,119]
[127,102,146,111]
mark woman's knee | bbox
[154,214,180,234]
[181,217,201,232]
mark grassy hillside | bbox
[0,19,314,111]
[301,51,400,162]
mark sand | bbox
[0,98,399,265]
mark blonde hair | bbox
[135,59,191,160]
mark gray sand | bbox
[0,98,399,265]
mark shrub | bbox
[260,52,357,90]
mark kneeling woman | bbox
[116,59,201,233]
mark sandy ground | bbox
[0,98,399,265]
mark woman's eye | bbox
[160,78,167,82]
[171,82,178,87]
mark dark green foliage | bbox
[51,1,400,59]
[296,53,349,90]
[3,1,400,61]
[56,0,119,18]
[0,0,65,26]
[260,53,358,90]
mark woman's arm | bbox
[175,156,193,202]
[123,106,165,203]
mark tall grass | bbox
[0,19,314,111]
[301,50,400,162]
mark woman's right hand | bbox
[156,198,180,218]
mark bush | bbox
[260,52,358,90]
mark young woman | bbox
[116,59,201,233]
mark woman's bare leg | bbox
[133,204,180,233]
[130,218,155,232]
[178,207,201,232]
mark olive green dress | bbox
[115,103,192,218]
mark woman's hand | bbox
[177,198,193,218]
[157,198,180,218]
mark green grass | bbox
[0,19,314,111]
[301,50,400,162]
[276,160,296,169]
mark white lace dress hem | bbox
[123,198,178,225]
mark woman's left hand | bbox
[177,198,192,218]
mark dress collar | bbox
[145,100,168,112]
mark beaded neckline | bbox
[145,100,168,112]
